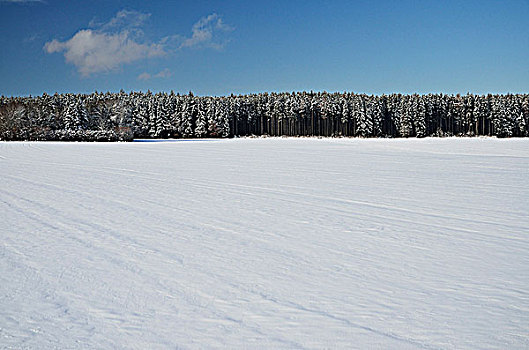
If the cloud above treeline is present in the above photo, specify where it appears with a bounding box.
[180,13,233,50]
[138,68,172,81]
[44,10,233,76]
[44,29,165,76]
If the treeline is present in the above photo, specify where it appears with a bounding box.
[1,91,528,141]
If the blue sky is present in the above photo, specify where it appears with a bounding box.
[1,0,528,96]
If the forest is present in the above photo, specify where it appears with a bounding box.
[1,91,528,141]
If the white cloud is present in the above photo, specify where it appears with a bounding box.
[181,13,233,50]
[44,10,166,76]
[45,30,165,76]
[90,9,149,32]
[45,10,233,76]
[24,33,39,43]
[154,68,172,78]
[138,68,172,81]
[137,72,152,81]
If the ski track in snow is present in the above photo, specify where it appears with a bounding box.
[0,138,528,349]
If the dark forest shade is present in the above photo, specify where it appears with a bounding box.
[1,91,528,141]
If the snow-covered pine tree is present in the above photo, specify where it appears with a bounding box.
[154,93,170,138]
[179,93,196,137]
[62,94,80,131]
[204,97,217,136]
[195,97,208,137]
[216,97,230,137]
[372,95,385,137]
[414,95,427,137]
[398,96,414,137]
[169,93,183,137]
[134,92,150,137]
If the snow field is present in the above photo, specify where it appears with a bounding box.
[1,138,528,349]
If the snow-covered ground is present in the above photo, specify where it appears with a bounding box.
[1,138,528,349]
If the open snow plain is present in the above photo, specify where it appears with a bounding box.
[1,138,528,349]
